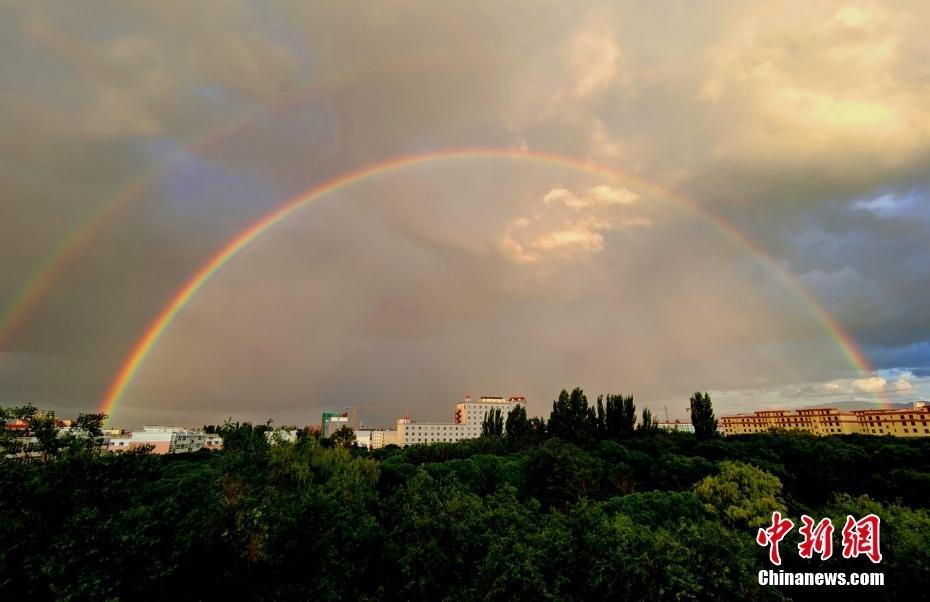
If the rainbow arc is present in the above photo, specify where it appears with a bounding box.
[97,148,879,416]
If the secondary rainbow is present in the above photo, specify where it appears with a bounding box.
[0,57,460,349]
[0,106,281,350]
[99,148,878,416]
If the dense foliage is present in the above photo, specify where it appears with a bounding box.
[2,391,929,600]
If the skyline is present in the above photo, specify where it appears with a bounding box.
[2,1,929,429]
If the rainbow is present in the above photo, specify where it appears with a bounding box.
[0,174,159,348]
[0,108,281,350]
[99,148,878,416]
[0,53,471,348]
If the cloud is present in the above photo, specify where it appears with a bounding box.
[789,371,918,397]
[852,376,889,394]
[700,2,930,166]
[1,0,928,428]
[563,26,623,99]
[543,185,637,209]
[502,184,647,264]
[851,190,923,218]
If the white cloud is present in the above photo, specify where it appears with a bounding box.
[852,375,887,394]
[502,184,647,264]
[543,185,637,209]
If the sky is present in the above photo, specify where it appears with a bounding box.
[1,0,929,429]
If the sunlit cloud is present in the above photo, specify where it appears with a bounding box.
[502,185,648,264]
[700,2,930,165]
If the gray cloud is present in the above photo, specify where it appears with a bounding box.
[1,0,928,429]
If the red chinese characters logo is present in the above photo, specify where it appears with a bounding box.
[841,514,883,564]
[756,511,794,565]
[757,512,882,564]
[798,515,834,560]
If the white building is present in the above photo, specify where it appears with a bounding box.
[355,428,397,450]
[106,426,220,454]
[656,420,695,434]
[395,395,527,447]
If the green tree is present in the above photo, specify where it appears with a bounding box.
[593,395,607,438]
[603,394,636,439]
[504,405,530,444]
[525,439,605,509]
[29,410,62,461]
[693,461,783,528]
[529,416,547,437]
[216,420,271,456]
[689,391,718,440]
[637,408,659,435]
[482,408,504,438]
[330,425,357,448]
[548,388,594,445]
[0,405,22,457]
[71,413,107,455]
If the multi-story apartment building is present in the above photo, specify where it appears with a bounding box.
[394,395,527,447]
[855,404,930,437]
[106,426,221,454]
[720,402,930,437]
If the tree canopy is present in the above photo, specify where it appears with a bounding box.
[2,391,928,600]
[690,391,718,440]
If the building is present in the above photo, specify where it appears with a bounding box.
[395,395,527,447]
[657,420,695,433]
[855,402,930,437]
[720,402,930,437]
[203,433,223,450]
[322,412,349,437]
[355,428,397,450]
[107,426,216,454]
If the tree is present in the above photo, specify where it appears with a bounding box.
[330,425,357,448]
[525,439,605,509]
[29,410,61,461]
[504,405,530,444]
[0,404,61,460]
[72,413,107,455]
[693,461,783,528]
[482,408,504,438]
[637,408,659,435]
[529,416,546,435]
[603,394,636,439]
[216,420,271,456]
[690,391,718,440]
[593,395,607,438]
[0,405,22,457]
[548,388,594,445]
